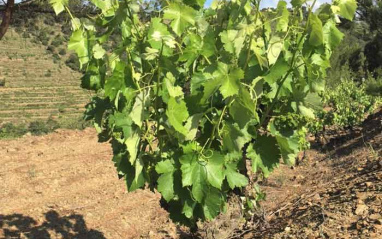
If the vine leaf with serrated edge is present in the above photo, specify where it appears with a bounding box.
[163,2,197,36]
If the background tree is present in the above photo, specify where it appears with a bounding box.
[0,0,15,40]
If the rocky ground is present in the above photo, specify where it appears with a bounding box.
[246,110,382,239]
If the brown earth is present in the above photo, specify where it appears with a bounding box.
[0,128,177,239]
[0,111,381,239]
[243,110,382,239]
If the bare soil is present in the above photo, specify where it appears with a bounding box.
[0,128,177,239]
[1,111,381,239]
[244,110,382,239]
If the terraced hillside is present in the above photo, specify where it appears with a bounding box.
[0,29,91,125]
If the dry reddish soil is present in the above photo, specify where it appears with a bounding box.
[0,128,177,239]
[245,110,382,239]
[0,111,381,239]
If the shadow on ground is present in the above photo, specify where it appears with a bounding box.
[0,210,105,239]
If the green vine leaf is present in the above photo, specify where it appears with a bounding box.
[184,114,203,141]
[180,154,207,203]
[125,130,140,164]
[203,187,224,220]
[205,152,225,189]
[130,89,150,128]
[108,112,133,139]
[214,63,244,99]
[126,157,145,191]
[156,160,175,201]
[68,28,89,68]
[163,2,197,36]
[225,161,248,189]
[276,1,290,32]
[309,14,324,47]
[92,44,106,59]
[164,73,183,99]
[269,122,300,166]
[220,30,245,57]
[267,36,284,65]
[166,98,190,136]
[221,122,249,152]
[247,135,281,178]
[50,0,68,15]
[148,18,174,56]
[337,0,357,20]
[323,20,344,50]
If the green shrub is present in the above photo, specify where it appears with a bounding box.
[28,118,60,136]
[43,16,55,26]
[59,117,92,130]
[31,24,39,32]
[28,121,49,136]
[310,80,376,134]
[0,123,28,139]
[61,25,71,35]
[31,38,39,44]
[37,30,49,41]
[51,36,64,47]
[58,48,66,55]
[46,117,60,131]
[22,31,30,38]
[15,27,23,33]
[365,77,382,97]
[53,53,60,61]
[44,70,52,77]
[65,54,80,71]
[47,45,55,52]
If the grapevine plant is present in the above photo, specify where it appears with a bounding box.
[50,0,356,224]
[308,79,377,139]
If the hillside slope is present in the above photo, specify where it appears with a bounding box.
[0,29,91,125]
[249,110,382,239]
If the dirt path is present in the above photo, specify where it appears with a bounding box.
[0,128,176,239]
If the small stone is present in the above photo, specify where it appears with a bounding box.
[357,167,364,172]
[285,226,291,233]
[374,224,382,230]
[149,231,156,238]
[356,222,362,230]
[370,214,381,220]
[8,225,18,231]
[355,204,369,216]
[365,182,373,187]
[356,192,368,200]
[7,148,17,153]
[313,193,321,201]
